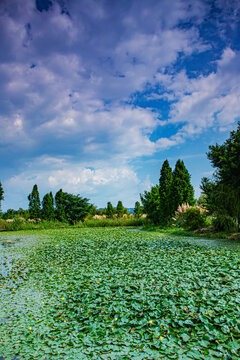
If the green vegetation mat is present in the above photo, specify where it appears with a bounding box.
[0,228,240,359]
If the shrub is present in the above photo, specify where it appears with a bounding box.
[182,207,206,230]
[172,203,191,228]
[0,219,6,230]
[212,214,236,232]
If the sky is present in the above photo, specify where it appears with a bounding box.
[0,0,240,211]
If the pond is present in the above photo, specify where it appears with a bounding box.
[0,228,240,359]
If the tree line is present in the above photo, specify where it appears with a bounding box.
[27,187,91,224]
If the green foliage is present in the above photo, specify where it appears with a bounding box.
[182,207,206,230]
[140,185,160,224]
[2,208,16,219]
[61,192,91,224]
[16,208,29,219]
[106,201,115,217]
[28,184,41,219]
[204,122,240,230]
[0,219,69,231]
[170,160,195,213]
[0,181,4,213]
[55,190,92,224]
[1,228,240,359]
[207,122,240,187]
[88,205,103,216]
[159,160,172,225]
[133,201,143,217]
[42,193,55,220]
[212,214,237,232]
[55,189,66,222]
[116,200,126,217]
[80,217,146,227]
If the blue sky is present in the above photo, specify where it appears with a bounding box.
[0,0,240,211]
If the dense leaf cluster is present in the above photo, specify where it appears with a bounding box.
[0,181,4,213]
[201,121,240,231]
[27,186,92,224]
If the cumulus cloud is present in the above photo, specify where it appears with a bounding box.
[0,0,209,160]
[153,48,240,143]
[5,156,142,208]
[0,0,240,209]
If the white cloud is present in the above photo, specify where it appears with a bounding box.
[4,156,143,209]
[155,48,240,142]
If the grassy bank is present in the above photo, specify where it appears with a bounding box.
[0,217,147,232]
[78,217,147,228]
[142,224,240,240]
[0,219,70,232]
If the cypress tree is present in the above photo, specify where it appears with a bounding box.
[106,202,115,217]
[159,160,172,225]
[50,191,54,207]
[55,189,66,222]
[170,160,195,213]
[0,181,4,213]
[116,201,125,217]
[42,193,55,220]
[28,184,41,219]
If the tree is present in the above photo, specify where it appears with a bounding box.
[28,184,41,218]
[42,193,55,220]
[116,201,125,217]
[2,209,16,219]
[55,189,66,222]
[60,192,92,224]
[133,201,143,217]
[170,160,195,214]
[0,181,4,214]
[202,121,240,231]
[159,160,172,225]
[140,185,160,224]
[106,202,115,217]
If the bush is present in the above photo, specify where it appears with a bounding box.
[182,207,206,230]
[172,203,191,228]
[212,214,236,232]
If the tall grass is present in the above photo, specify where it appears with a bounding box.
[78,217,148,228]
[0,219,69,232]
[0,216,147,232]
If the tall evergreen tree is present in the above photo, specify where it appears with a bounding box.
[55,189,66,222]
[0,181,4,213]
[28,184,41,218]
[159,160,172,224]
[133,201,143,217]
[106,202,115,217]
[170,160,195,213]
[50,191,54,207]
[42,193,55,220]
[116,201,125,217]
